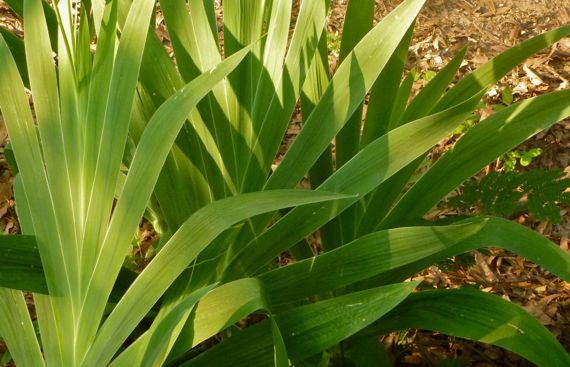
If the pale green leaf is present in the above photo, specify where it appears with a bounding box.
[267,0,425,189]
[0,288,44,366]
[82,190,351,366]
[78,46,253,361]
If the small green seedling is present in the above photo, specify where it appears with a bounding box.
[453,101,486,135]
[494,86,514,112]
[422,69,437,81]
[502,147,543,171]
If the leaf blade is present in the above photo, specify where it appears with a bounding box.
[267,0,425,189]
[382,89,570,228]
[82,190,352,366]
[373,288,570,367]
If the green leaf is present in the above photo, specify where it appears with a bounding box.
[77,45,254,360]
[372,23,570,224]
[382,89,570,228]
[0,288,44,366]
[184,321,275,367]
[520,147,542,166]
[502,86,513,105]
[267,0,425,189]
[13,173,61,366]
[328,2,402,246]
[354,47,468,235]
[161,0,220,81]
[23,0,80,295]
[227,94,481,276]
[81,0,159,286]
[372,288,570,367]
[0,8,74,364]
[0,28,28,87]
[449,169,569,223]
[400,47,468,124]
[278,282,419,361]
[82,190,352,366]
[387,72,415,133]
[422,70,436,81]
[334,0,375,168]
[189,278,270,347]
[185,282,418,366]
[139,285,216,367]
[0,235,47,294]
[3,0,57,50]
[148,278,272,364]
[260,216,570,306]
[240,0,331,190]
[344,335,393,367]
[260,221,485,306]
[301,31,336,248]
[338,0,375,63]
[224,0,280,182]
[271,319,290,367]
[82,0,119,220]
[360,22,415,148]
[364,215,570,287]
[302,32,333,184]
[436,24,570,110]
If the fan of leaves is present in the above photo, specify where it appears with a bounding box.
[449,169,570,223]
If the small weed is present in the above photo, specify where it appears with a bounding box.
[449,169,570,224]
[501,147,543,171]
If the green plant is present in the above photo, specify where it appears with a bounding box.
[449,169,570,224]
[452,104,484,135]
[422,69,437,81]
[0,0,569,366]
[502,147,543,171]
[327,31,342,55]
[492,85,515,112]
[501,85,514,105]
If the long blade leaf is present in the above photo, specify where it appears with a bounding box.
[266,0,425,189]
[227,94,481,276]
[260,217,570,306]
[82,190,352,366]
[382,89,570,228]
[372,288,570,367]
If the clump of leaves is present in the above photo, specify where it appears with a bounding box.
[501,147,543,171]
[449,169,570,223]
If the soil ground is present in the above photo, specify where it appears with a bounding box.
[0,0,568,366]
